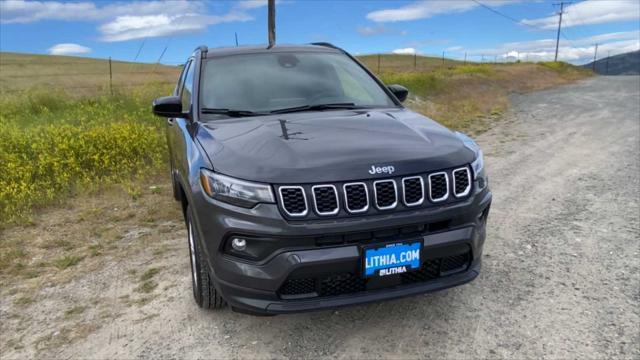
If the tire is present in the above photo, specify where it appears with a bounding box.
[186,205,226,310]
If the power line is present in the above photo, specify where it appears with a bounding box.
[471,0,552,32]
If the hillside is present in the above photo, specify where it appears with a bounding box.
[0,52,180,95]
[583,50,640,75]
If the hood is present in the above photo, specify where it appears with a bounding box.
[196,108,475,184]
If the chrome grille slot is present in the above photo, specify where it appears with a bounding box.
[428,172,449,202]
[452,167,471,197]
[402,176,424,206]
[312,185,339,215]
[278,186,308,216]
[373,180,397,210]
[343,182,369,213]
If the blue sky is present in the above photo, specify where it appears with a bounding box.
[1,0,638,65]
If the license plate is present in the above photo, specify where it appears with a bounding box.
[363,241,422,278]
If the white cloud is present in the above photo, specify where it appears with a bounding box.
[1,0,263,42]
[0,0,201,23]
[236,0,269,10]
[48,43,91,55]
[357,25,390,36]
[392,47,417,55]
[468,30,640,63]
[99,12,252,42]
[357,25,407,37]
[366,0,514,22]
[521,0,640,30]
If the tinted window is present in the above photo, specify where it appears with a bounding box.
[200,52,395,113]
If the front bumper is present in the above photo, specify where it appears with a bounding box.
[191,184,491,314]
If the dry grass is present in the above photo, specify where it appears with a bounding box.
[0,171,182,288]
[0,52,180,96]
[370,57,592,135]
[358,54,462,73]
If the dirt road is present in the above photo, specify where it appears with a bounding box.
[2,76,639,359]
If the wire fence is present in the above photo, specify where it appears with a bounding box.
[0,49,600,96]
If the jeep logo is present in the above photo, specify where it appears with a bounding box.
[368,165,395,175]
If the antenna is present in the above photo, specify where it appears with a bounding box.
[267,0,276,49]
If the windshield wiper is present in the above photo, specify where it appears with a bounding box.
[269,103,358,114]
[201,108,267,117]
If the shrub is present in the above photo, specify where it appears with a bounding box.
[0,85,171,227]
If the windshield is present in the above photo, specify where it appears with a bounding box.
[200,51,396,114]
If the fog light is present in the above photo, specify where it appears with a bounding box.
[231,237,247,251]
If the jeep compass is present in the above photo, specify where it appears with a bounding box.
[152,43,491,314]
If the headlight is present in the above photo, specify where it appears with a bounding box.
[199,169,275,208]
[455,131,486,186]
[470,149,484,179]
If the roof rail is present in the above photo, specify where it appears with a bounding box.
[310,42,343,51]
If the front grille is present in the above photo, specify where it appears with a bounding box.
[344,183,368,213]
[374,180,397,210]
[402,176,424,206]
[278,277,316,296]
[319,273,366,297]
[275,165,471,219]
[452,167,471,197]
[428,172,449,202]
[441,252,471,273]
[312,185,339,215]
[278,251,472,298]
[279,186,307,216]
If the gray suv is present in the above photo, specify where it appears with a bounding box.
[152,43,491,315]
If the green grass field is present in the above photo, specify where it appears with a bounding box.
[0,52,591,227]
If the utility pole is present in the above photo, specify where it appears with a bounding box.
[377,54,381,73]
[464,52,467,65]
[267,0,275,48]
[592,43,598,72]
[553,2,569,62]
[235,32,239,47]
[606,50,610,75]
[414,52,417,70]
[442,51,445,66]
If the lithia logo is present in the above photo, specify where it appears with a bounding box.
[368,165,395,175]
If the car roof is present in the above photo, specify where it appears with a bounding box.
[200,44,343,58]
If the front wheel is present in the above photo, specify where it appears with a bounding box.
[186,205,226,310]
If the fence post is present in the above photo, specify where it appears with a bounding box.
[108,57,113,96]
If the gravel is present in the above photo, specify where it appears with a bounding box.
[4,75,639,359]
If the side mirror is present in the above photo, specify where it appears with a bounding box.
[152,96,183,118]
[387,84,409,103]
